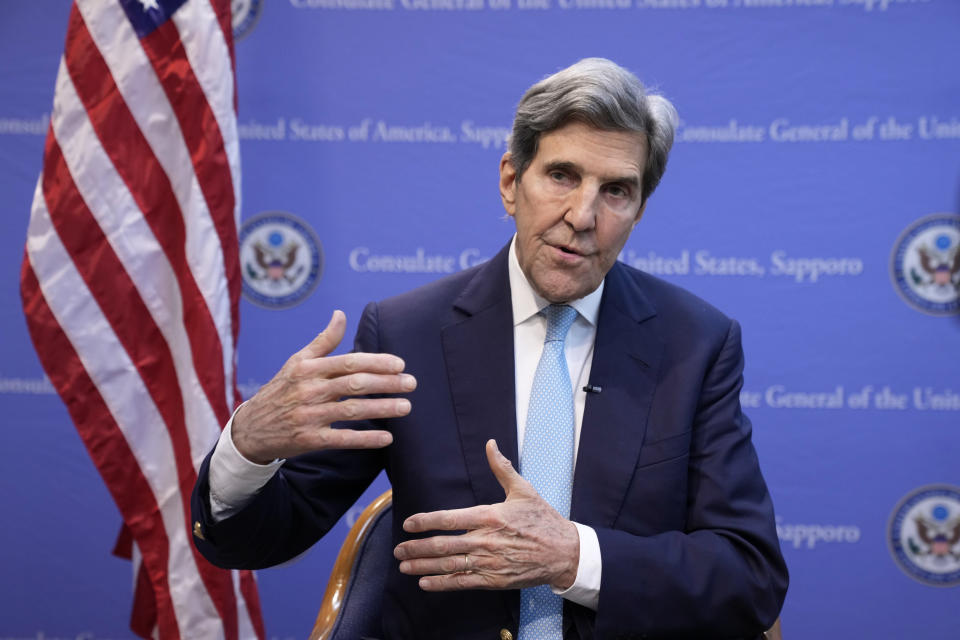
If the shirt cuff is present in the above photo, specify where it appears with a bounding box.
[208,404,284,522]
[552,522,601,611]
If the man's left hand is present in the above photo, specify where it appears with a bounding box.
[394,439,580,592]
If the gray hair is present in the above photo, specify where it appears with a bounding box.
[509,58,679,206]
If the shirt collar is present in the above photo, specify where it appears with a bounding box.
[507,234,604,327]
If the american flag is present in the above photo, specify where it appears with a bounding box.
[19,0,265,637]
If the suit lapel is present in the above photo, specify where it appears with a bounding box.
[441,244,520,508]
[570,263,663,528]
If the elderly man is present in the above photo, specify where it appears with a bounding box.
[192,58,788,639]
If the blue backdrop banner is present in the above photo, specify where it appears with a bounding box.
[1,1,958,638]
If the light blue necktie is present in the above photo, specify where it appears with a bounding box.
[518,304,578,640]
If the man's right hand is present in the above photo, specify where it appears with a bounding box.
[231,309,416,464]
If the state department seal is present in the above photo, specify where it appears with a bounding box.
[239,211,323,309]
[890,214,960,316]
[231,0,263,41]
[888,485,960,587]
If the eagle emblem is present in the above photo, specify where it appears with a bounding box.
[915,243,960,288]
[911,512,960,562]
[890,214,960,315]
[250,238,302,285]
[888,485,960,586]
[238,211,323,309]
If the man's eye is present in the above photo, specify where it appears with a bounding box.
[606,184,628,198]
[550,171,568,182]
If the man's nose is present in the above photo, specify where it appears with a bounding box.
[563,186,599,230]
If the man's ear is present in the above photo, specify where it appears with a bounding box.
[499,152,517,217]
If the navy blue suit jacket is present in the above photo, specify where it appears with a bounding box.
[192,242,788,639]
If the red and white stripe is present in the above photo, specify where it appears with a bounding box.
[20,1,263,638]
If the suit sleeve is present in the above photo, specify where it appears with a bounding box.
[191,302,388,569]
[592,319,788,638]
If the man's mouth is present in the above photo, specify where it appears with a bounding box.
[555,243,582,256]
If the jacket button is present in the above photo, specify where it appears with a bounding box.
[499,629,513,640]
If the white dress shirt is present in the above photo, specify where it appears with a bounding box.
[207,234,603,609]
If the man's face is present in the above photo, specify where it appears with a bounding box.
[500,121,648,303]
